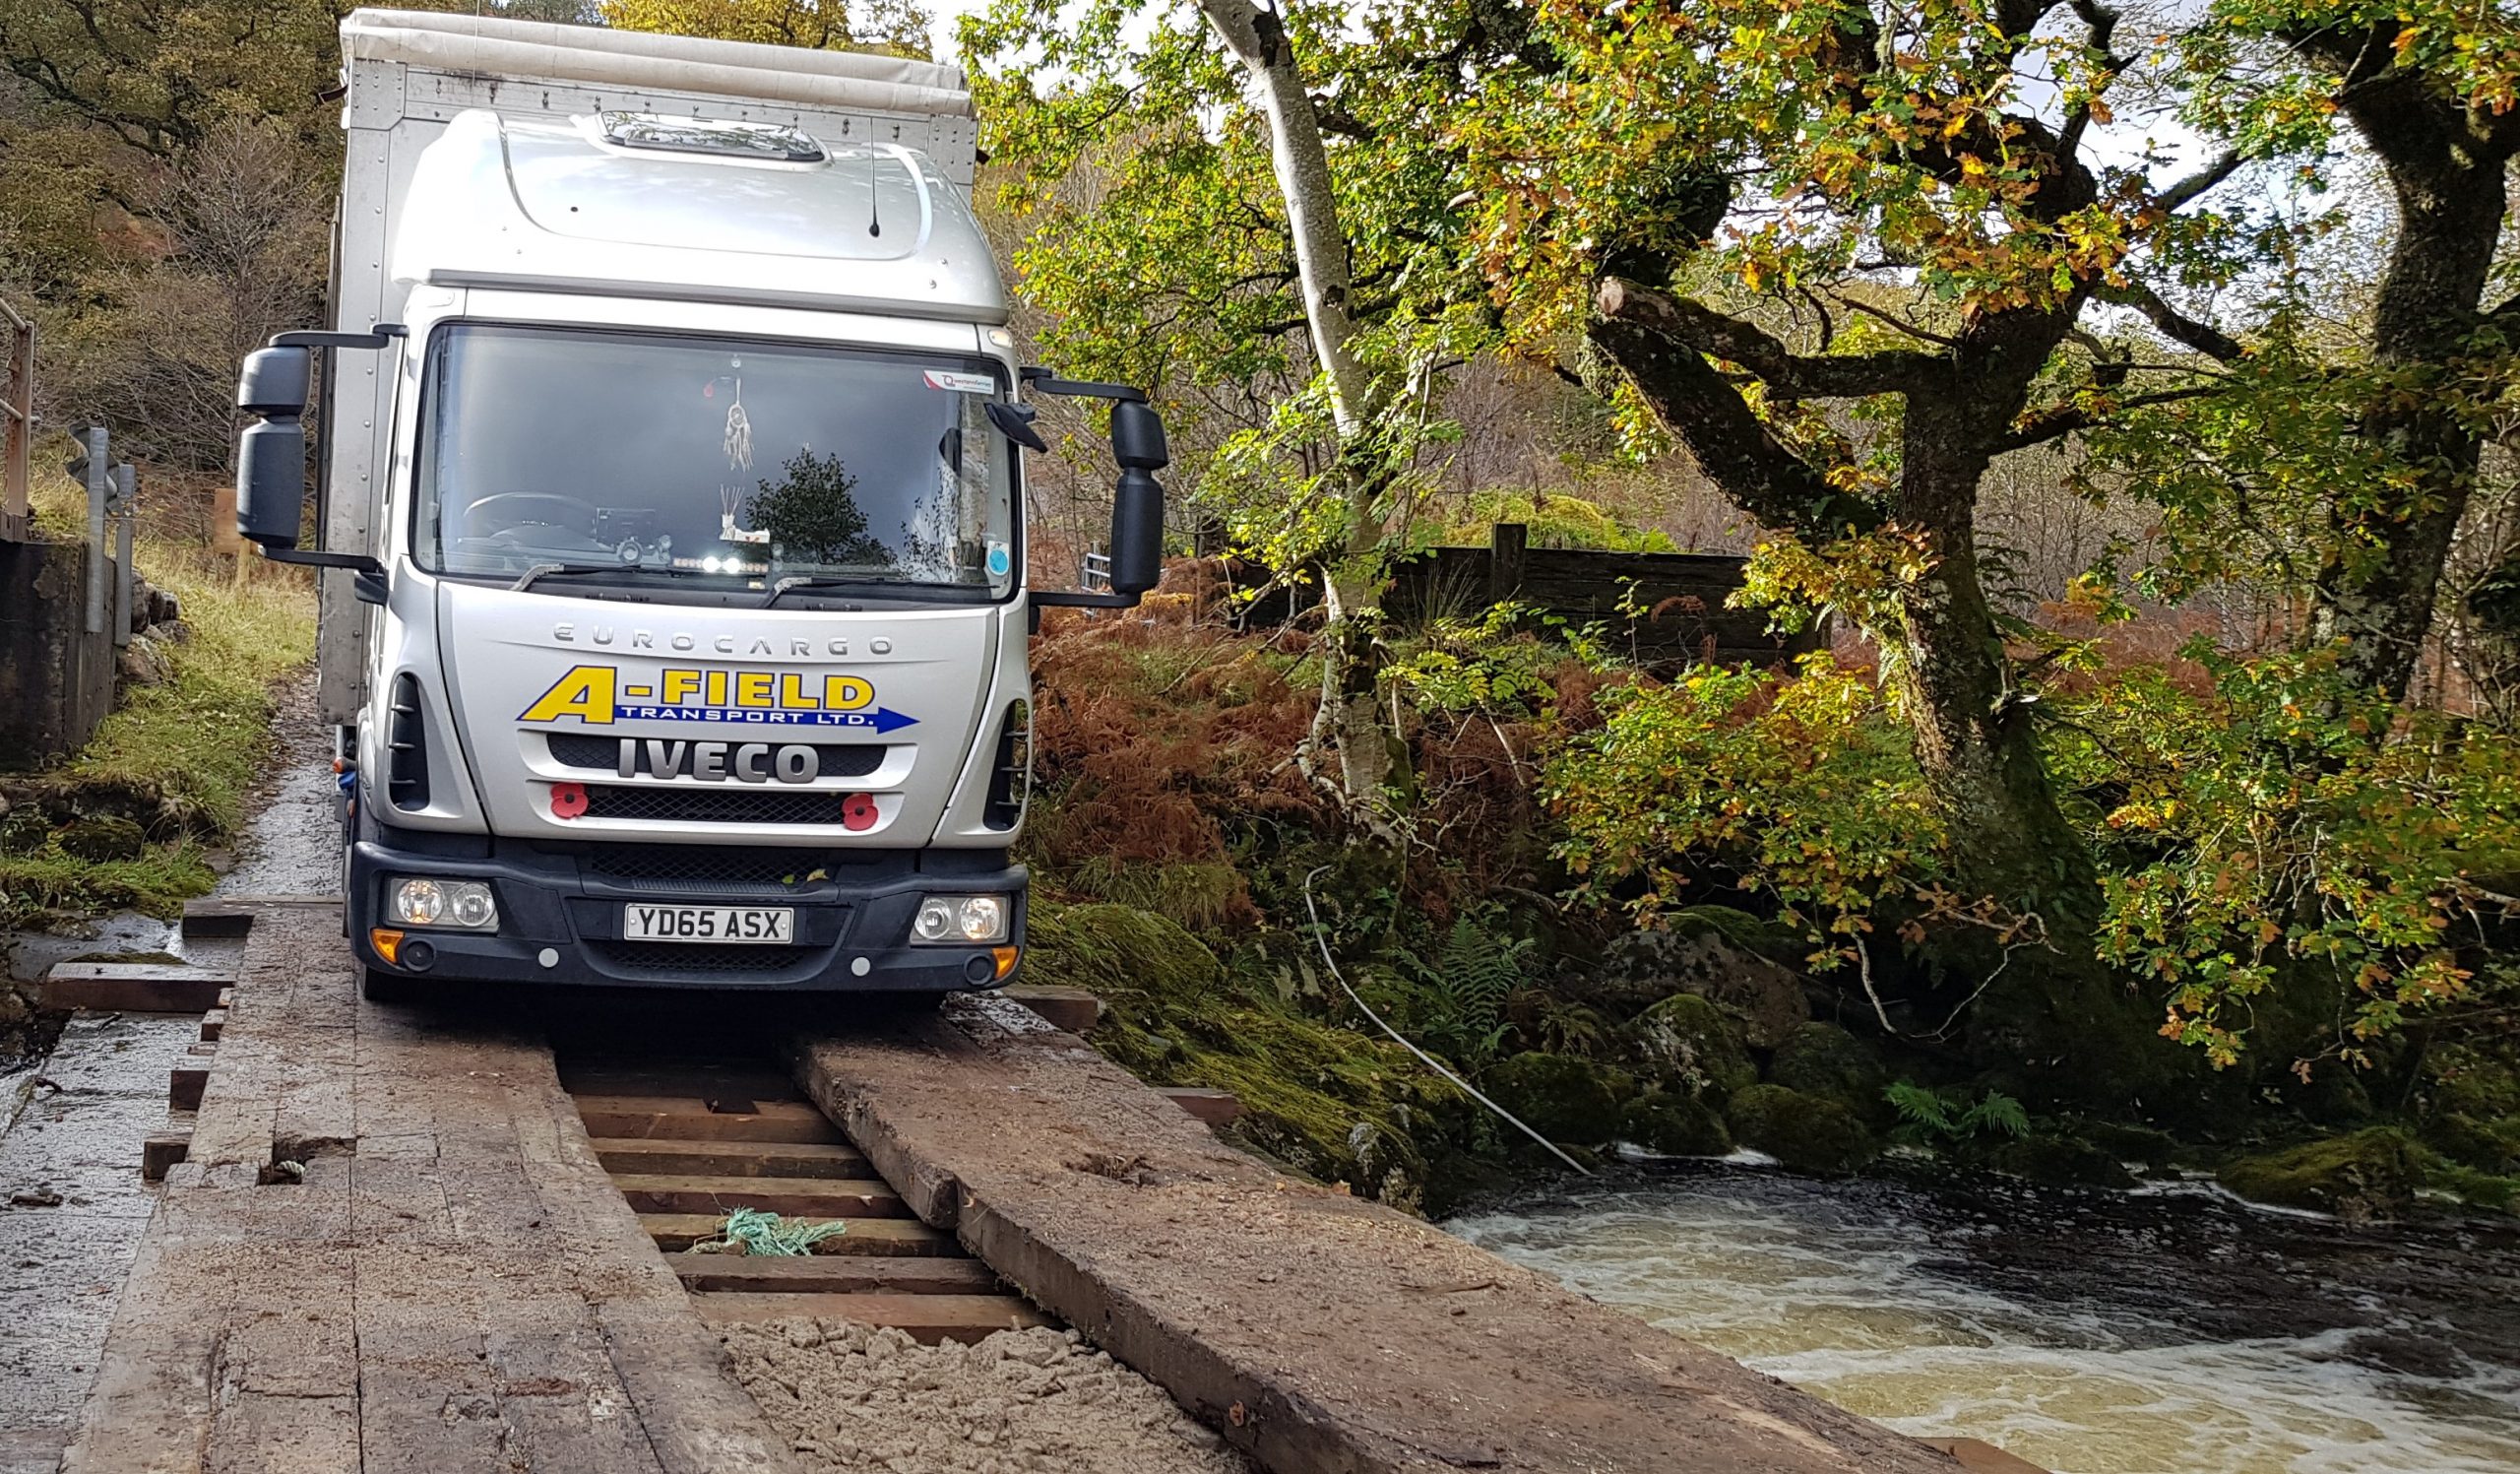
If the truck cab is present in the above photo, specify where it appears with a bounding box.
[228,13,1164,999]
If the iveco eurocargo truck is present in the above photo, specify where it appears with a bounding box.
[229,10,1166,999]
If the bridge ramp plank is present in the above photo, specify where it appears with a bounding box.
[794,1000,1965,1474]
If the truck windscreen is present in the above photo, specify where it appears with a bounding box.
[412,324,1016,598]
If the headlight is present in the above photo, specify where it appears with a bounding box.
[913,894,1009,944]
[389,876,498,930]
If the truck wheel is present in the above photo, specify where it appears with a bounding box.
[360,967,422,1005]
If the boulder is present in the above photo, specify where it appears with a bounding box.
[2081,1122,2181,1172]
[1484,1052,1632,1145]
[1727,1084,1879,1175]
[1624,993,1757,1103]
[1598,916,1809,1047]
[1618,1090,1732,1157]
[2219,1127,2424,1221]
[56,814,146,863]
[2423,1113,2520,1175]
[117,634,171,688]
[1980,1132,2138,1189]
[1768,1021,1890,1122]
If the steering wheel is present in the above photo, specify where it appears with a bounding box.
[459,492,601,539]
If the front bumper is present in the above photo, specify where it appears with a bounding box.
[347,829,1026,993]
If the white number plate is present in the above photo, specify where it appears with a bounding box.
[622,905,794,944]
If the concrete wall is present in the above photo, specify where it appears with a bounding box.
[0,539,114,772]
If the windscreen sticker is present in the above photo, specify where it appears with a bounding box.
[518,665,917,734]
[985,542,1012,578]
[922,369,996,394]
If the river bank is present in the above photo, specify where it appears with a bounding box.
[1450,1158,2520,1474]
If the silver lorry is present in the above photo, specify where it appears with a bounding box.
[229,10,1165,999]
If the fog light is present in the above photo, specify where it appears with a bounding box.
[388,876,498,929]
[912,894,1010,945]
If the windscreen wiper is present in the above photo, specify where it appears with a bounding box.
[509,562,712,593]
[758,574,935,608]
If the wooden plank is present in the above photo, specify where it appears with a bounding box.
[179,898,258,939]
[1162,1086,1243,1126]
[199,1007,225,1042]
[790,1007,1959,1474]
[641,1214,950,1256]
[999,984,1100,1033]
[68,903,800,1474]
[576,1098,847,1145]
[139,1130,190,1182]
[168,1065,208,1112]
[39,962,232,1015]
[612,1173,907,1219]
[693,1292,1049,1344]
[589,1136,867,1180]
[559,1066,800,1101]
[671,1255,999,1296]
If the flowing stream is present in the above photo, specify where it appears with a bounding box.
[1448,1160,2520,1474]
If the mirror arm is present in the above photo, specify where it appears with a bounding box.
[262,547,387,607]
[1018,368,1147,405]
[272,324,405,352]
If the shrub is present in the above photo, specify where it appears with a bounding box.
[2059,641,2520,1067]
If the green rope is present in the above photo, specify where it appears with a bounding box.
[688,1206,849,1256]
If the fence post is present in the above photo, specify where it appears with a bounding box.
[1487,521,1529,605]
[0,297,29,542]
[85,426,109,635]
[112,463,136,647]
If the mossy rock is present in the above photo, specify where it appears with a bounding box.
[1024,903,1225,1000]
[56,815,146,863]
[1484,1052,1632,1145]
[1624,993,1757,1103]
[1767,1022,1889,1122]
[2424,1113,2520,1175]
[2426,1045,2520,1122]
[1978,1132,2138,1190]
[2080,1122,2181,1171]
[1594,920,1809,1046]
[1618,1090,1732,1158]
[1727,1083,1878,1175]
[0,809,49,854]
[2219,1127,2424,1221]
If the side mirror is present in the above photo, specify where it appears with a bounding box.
[1105,400,1167,597]
[237,345,311,416]
[234,346,313,549]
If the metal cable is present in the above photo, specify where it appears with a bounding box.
[1301,865,1591,1177]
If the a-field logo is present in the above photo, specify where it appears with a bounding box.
[517,664,917,734]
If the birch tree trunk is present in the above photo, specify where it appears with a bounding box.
[1197,0,1398,818]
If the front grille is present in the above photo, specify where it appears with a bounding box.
[589,940,817,977]
[579,785,856,826]
[578,844,836,894]
[544,733,887,779]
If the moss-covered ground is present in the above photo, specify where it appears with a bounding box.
[0,545,314,927]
